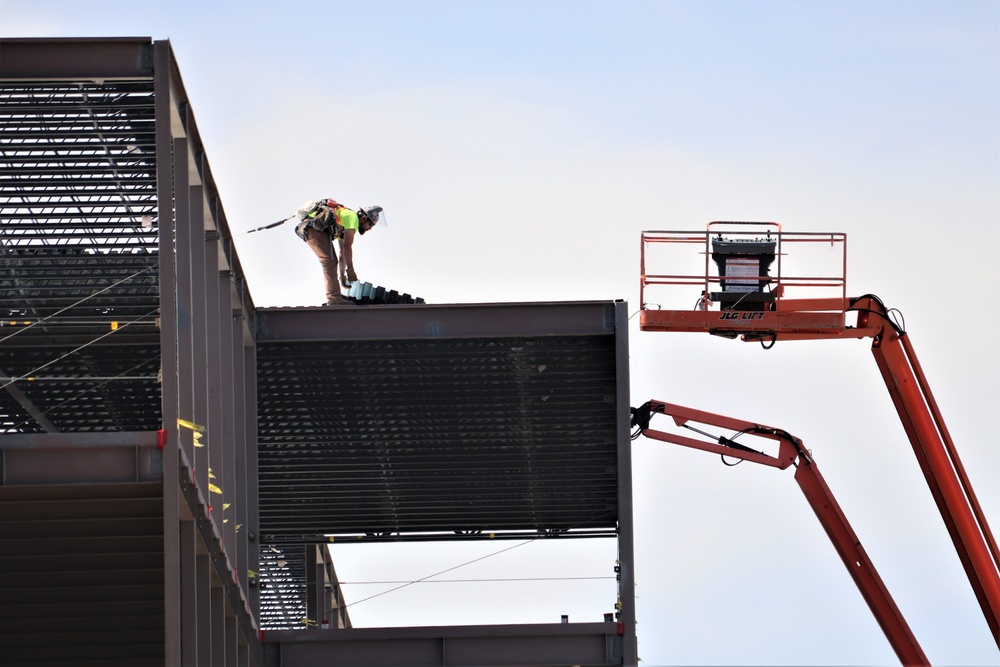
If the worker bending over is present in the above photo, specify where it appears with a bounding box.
[295,199,383,306]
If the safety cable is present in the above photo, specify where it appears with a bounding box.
[237,215,294,236]
[0,307,160,392]
[0,265,156,345]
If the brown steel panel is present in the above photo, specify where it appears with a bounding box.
[1,445,153,484]
[256,301,618,342]
[0,431,159,448]
[0,495,161,520]
[0,37,154,80]
[267,623,620,666]
[0,515,162,540]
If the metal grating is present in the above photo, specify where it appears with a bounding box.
[0,79,161,434]
[258,543,309,631]
[257,334,620,542]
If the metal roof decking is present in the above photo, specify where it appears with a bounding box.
[255,302,625,543]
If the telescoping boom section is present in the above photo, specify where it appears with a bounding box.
[631,401,929,666]
[638,222,1000,648]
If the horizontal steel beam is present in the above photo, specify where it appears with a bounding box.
[0,38,154,80]
[263,622,623,667]
[1,443,162,485]
[257,301,621,342]
[0,431,160,449]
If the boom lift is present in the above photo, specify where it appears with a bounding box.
[630,400,928,665]
[638,222,1000,654]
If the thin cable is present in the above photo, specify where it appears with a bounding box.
[12,355,160,430]
[341,539,537,609]
[236,215,294,236]
[0,308,160,391]
[337,508,618,611]
[0,266,155,345]
[338,576,614,585]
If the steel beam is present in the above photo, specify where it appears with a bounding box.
[263,623,623,667]
[0,431,158,448]
[154,39,183,667]
[0,37,154,80]
[613,301,638,665]
[256,301,619,342]
[1,443,160,485]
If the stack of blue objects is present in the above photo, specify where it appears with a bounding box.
[346,281,425,305]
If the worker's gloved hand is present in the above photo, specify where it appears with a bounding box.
[347,267,358,283]
[340,276,351,288]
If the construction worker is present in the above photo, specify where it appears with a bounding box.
[336,204,383,289]
[295,199,383,306]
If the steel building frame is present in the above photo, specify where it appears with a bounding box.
[1,37,637,666]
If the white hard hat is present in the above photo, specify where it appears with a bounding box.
[358,205,385,233]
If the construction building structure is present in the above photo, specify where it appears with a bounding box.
[0,38,638,666]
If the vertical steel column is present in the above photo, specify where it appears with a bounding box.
[208,223,238,568]
[212,585,226,664]
[187,179,212,526]
[197,553,212,664]
[180,517,200,665]
[154,39,182,667]
[306,545,326,629]
[229,309,248,592]
[174,137,195,467]
[614,300,638,665]
[226,614,238,667]
[244,338,260,620]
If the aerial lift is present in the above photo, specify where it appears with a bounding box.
[630,400,928,665]
[636,222,1000,661]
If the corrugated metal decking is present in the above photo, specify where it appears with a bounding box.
[257,321,620,541]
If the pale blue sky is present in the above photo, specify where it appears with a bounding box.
[3,1,998,664]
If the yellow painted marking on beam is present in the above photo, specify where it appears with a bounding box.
[177,419,206,432]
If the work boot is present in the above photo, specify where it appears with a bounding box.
[324,296,352,307]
